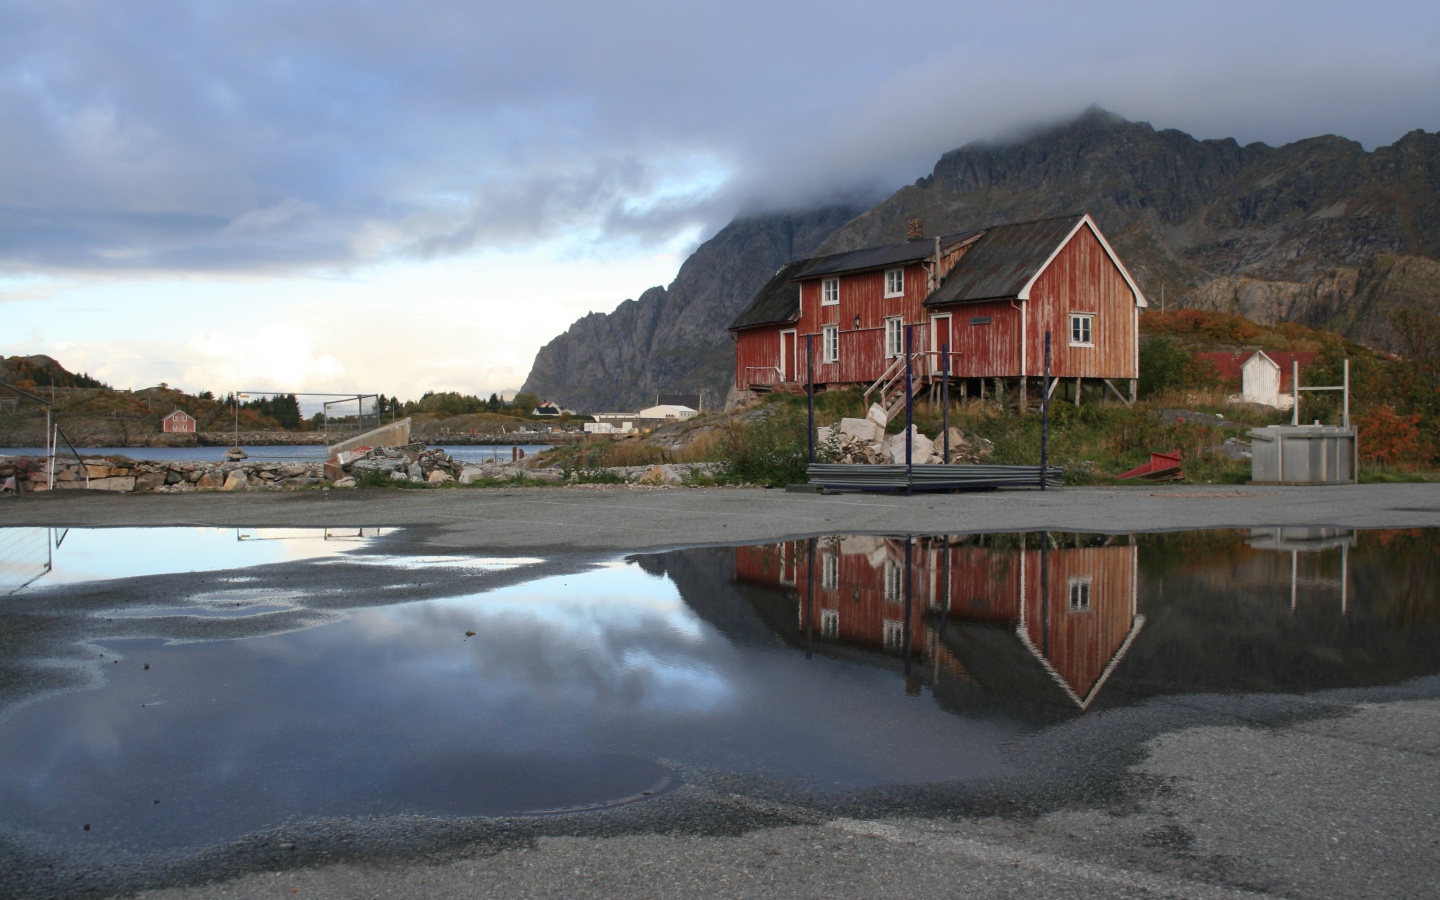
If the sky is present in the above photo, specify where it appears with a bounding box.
[1,1,1437,401]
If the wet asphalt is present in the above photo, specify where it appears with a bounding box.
[1,483,1438,898]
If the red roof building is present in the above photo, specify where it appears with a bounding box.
[729,213,1148,409]
[161,409,196,433]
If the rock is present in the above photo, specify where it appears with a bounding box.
[332,477,357,488]
[884,429,936,464]
[426,470,453,485]
[390,470,408,482]
[164,469,183,485]
[637,464,682,486]
[88,475,137,492]
[135,472,167,492]
[458,465,490,485]
[221,470,250,491]
[528,468,565,483]
[196,471,223,489]
[407,463,423,480]
[866,404,889,428]
[838,417,883,444]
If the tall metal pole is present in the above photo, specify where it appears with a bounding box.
[1040,331,1051,491]
[941,343,950,464]
[904,326,914,488]
[806,333,816,465]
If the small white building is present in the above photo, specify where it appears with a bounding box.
[636,404,698,421]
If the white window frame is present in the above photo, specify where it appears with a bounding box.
[882,618,905,650]
[821,324,839,364]
[821,551,839,590]
[884,268,904,298]
[883,559,903,604]
[821,277,839,306]
[884,317,904,359]
[1070,313,1094,347]
[1068,576,1093,611]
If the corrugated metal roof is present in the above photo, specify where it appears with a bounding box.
[792,232,976,279]
[924,214,1086,306]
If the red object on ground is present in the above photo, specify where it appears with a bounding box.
[1118,451,1182,481]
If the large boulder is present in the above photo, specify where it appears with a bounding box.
[221,470,250,491]
[838,417,883,444]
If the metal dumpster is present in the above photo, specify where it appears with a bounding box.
[1248,425,1356,485]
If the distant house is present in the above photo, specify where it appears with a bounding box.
[532,401,564,417]
[161,409,196,433]
[1196,350,1317,409]
[729,213,1147,409]
[588,404,697,435]
[637,404,697,421]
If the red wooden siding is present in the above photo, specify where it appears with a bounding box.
[733,537,1140,707]
[1021,224,1138,380]
[941,300,1024,379]
[732,219,1140,390]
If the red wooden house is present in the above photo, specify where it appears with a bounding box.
[729,213,1147,410]
[161,409,197,433]
[732,534,1143,711]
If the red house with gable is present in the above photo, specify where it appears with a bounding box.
[729,213,1147,409]
[161,409,197,433]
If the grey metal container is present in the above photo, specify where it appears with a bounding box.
[1248,425,1357,485]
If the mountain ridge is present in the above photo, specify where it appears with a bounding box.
[522,109,1440,412]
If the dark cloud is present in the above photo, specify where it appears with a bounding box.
[0,1,1435,274]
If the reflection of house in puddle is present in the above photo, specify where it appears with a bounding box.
[1247,527,1354,613]
[733,534,1143,717]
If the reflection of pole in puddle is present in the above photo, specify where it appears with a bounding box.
[1040,530,1050,659]
[904,535,921,695]
[805,537,816,660]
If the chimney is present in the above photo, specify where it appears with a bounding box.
[906,218,924,240]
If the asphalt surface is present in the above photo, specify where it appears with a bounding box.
[2,483,1438,899]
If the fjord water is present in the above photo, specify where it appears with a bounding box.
[0,526,1435,857]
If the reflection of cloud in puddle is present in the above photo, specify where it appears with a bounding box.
[9,527,382,589]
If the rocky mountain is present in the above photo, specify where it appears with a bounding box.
[521,203,869,412]
[523,108,1440,411]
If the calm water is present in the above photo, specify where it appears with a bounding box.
[0,444,551,464]
[0,526,1436,857]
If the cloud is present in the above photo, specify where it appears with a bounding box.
[1,1,1435,279]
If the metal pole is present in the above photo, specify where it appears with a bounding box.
[806,333,815,465]
[1342,359,1350,428]
[904,326,914,487]
[942,343,950,464]
[1040,331,1051,491]
[1292,361,1300,426]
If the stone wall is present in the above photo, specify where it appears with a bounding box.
[1,456,327,493]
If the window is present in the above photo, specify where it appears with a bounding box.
[1070,314,1094,346]
[822,552,839,590]
[883,559,903,604]
[883,618,905,650]
[884,268,904,298]
[820,608,839,639]
[884,317,904,358]
[821,324,839,364]
[1068,576,1093,611]
[821,278,839,306]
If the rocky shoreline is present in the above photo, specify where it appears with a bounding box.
[2,445,715,494]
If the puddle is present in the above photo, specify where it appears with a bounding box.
[0,527,383,594]
[0,526,1437,859]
